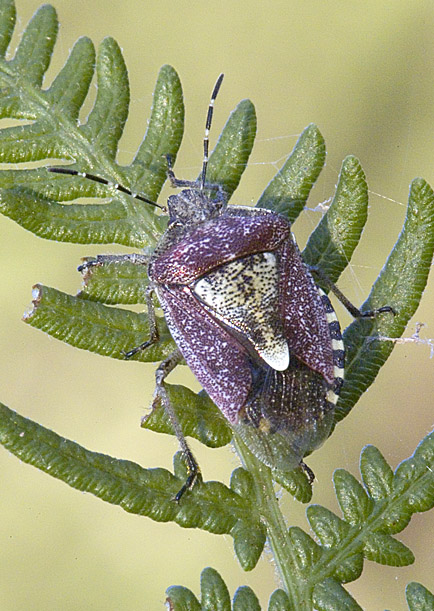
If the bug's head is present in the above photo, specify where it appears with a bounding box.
[164,74,227,229]
[167,187,225,227]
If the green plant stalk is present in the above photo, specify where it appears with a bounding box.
[233,434,311,609]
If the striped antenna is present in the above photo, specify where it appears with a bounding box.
[48,75,225,203]
[201,73,224,191]
[47,167,164,210]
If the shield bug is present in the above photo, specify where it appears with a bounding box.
[49,74,394,500]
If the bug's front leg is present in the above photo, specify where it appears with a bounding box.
[78,253,149,272]
[77,253,156,358]
[79,255,200,500]
[148,348,201,502]
[165,154,227,205]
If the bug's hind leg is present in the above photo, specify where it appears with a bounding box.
[146,348,201,502]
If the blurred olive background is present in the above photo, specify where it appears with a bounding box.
[1,1,434,609]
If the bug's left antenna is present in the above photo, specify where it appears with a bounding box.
[200,73,224,191]
[47,167,164,210]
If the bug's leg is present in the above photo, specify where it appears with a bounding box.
[310,266,396,318]
[123,283,159,358]
[149,348,201,502]
[78,253,149,272]
[300,461,315,484]
[165,154,198,189]
[165,154,227,205]
[77,253,155,358]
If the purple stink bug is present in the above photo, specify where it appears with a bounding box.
[49,75,394,500]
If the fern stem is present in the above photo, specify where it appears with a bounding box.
[233,436,311,609]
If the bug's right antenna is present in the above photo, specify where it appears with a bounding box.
[200,73,224,191]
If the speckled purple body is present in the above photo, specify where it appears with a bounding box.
[148,201,336,432]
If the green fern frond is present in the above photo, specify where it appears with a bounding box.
[0,1,256,247]
[406,582,434,611]
[1,2,434,609]
[165,567,293,610]
[0,2,182,246]
[162,434,434,609]
[0,402,265,572]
